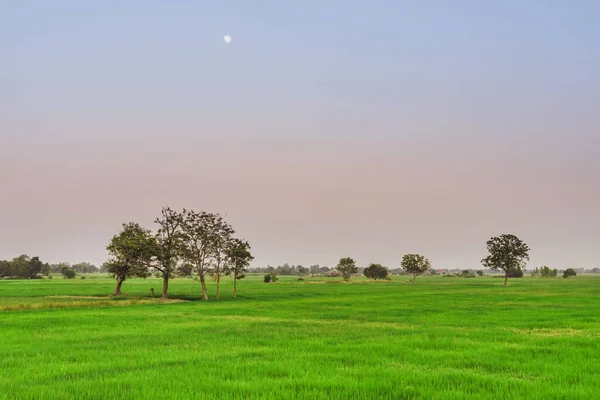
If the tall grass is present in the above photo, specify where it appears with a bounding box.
[1,275,599,399]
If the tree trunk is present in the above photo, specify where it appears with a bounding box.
[233,275,237,298]
[162,275,169,299]
[216,274,221,299]
[504,273,508,286]
[200,274,208,300]
[113,278,124,296]
[411,274,416,284]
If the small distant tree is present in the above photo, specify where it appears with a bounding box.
[401,254,431,284]
[309,265,320,275]
[61,267,76,279]
[481,234,530,286]
[563,268,577,278]
[336,257,357,282]
[530,267,540,277]
[476,270,484,277]
[540,265,557,278]
[105,222,154,295]
[264,272,278,283]
[225,238,254,298]
[363,263,389,280]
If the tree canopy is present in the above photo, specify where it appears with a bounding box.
[336,257,357,282]
[363,263,389,280]
[401,254,431,284]
[481,234,530,286]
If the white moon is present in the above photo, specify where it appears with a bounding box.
[224,35,232,44]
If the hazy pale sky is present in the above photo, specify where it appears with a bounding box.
[1,1,599,270]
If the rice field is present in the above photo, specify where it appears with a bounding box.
[1,275,599,399]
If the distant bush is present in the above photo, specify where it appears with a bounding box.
[476,270,484,277]
[264,272,278,283]
[563,268,577,278]
[363,263,389,280]
[540,266,557,278]
[62,269,76,279]
[80,276,86,280]
[297,277,304,281]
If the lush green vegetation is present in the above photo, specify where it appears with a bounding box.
[1,275,599,399]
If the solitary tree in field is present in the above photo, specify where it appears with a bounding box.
[105,222,154,295]
[563,268,577,278]
[481,234,530,286]
[336,257,357,282]
[401,254,431,284]
[225,238,254,297]
[152,207,186,299]
[363,263,389,280]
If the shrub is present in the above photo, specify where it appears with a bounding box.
[264,272,278,283]
[363,263,389,280]
[563,268,577,278]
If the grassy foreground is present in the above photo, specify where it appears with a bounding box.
[1,275,599,399]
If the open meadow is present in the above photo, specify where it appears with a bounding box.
[1,275,599,399]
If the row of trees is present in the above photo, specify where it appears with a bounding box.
[0,256,105,279]
[105,207,253,299]
[319,234,531,286]
[318,254,433,284]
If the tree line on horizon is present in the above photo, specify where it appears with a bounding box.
[0,257,105,280]
[2,229,591,286]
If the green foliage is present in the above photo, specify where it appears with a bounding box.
[540,266,558,278]
[61,268,76,279]
[363,263,389,280]
[476,270,484,276]
[0,255,48,279]
[401,254,431,284]
[563,268,577,278]
[336,257,357,282]
[225,238,254,297]
[263,272,278,283]
[105,222,155,295]
[481,234,530,286]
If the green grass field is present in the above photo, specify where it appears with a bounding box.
[1,275,599,399]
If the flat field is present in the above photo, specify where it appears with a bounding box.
[1,275,599,399]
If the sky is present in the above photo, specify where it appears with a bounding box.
[1,1,599,270]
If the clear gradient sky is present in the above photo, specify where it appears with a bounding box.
[1,1,599,270]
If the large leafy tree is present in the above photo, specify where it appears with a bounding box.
[481,234,530,286]
[336,257,357,282]
[152,207,186,299]
[363,263,389,280]
[225,238,254,298]
[401,254,431,284]
[106,222,154,295]
[181,210,232,300]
